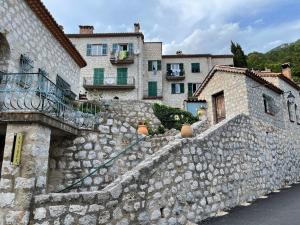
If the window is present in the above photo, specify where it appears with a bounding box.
[188,83,201,97]
[20,54,34,73]
[167,63,184,76]
[171,83,184,94]
[288,101,295,122]
[295,104,300,124]
[87,44,107,56]
[112,43,134,55]
[148,60,161,71]
[191,63,200,73]
[263,94,276,116]
[56,75,75,100]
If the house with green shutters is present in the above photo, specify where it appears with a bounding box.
[67,24,233,109]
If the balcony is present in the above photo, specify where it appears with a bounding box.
[0,72,97,132]
[83,76,135,90]
[166,70,185,81]
[143,89,163,100]
[110,51,134,65]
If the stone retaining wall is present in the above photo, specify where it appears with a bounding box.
[32,114,300,225]
[48,116,208,193]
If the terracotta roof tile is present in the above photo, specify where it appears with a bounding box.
[193,65,283,97]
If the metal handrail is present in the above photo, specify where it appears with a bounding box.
[0,72,97,129]
[83,76,135,86]
[57,136,146,193]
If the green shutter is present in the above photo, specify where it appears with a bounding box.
[128,43,133,54]
[157,60,161,71]
[117,68,128,85]
[148,61,153,71]
[191,63,200,73]
[148,81,157,97]
[102,44,107,55]
[180,83,184,93]
[171,84,176,94]
[93,68,104,85]
[87,44,92,56]
[188,83,193,97]
[112,44,118,53]
[179,63,184,76]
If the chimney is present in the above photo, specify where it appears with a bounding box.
[281,63,292,79]
[134,23,140,33]
[176,50,183,55]
[79,25,94,34]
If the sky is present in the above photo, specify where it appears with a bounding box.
[42,0,300,55]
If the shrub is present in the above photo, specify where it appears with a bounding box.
[153,103,198,130]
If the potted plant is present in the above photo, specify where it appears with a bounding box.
[137,121,149,135]
[197,105,207,119]
[181,119,193,138]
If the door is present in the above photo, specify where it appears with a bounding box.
[93,68,104,85]
[213,92,226,123]
[117,68,128,85]
[148,81,157,97]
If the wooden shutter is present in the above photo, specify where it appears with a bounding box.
[180,83,184,93]
[128,43,133,54]
[171,84,176,94]
[93,68,104,85]
[87,44,92,56]
[112,44,118,53]
[148,61,153,71]
[179,63,184,76]
[188,83,193,97]
[102,44,107,55]
[117,68,128,85]
[148,81,157,97]
[157,60,161,71]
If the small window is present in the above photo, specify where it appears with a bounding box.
[171,83,184,94]
[188,83,201,97]
[263,94,276,116]
[287,101,295,122]
[167,63,184,76]
[20,55,34,73]
[148,60,162,72]
[295,104,300,124]
[87,44,107,56]
[191,63,200,73]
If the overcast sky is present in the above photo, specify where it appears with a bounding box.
[42,0,300,55]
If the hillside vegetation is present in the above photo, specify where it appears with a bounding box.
[247,39,300,82]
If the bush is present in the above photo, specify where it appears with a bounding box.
[153,103,198,130]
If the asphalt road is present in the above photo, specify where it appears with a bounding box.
[200,183,300,225]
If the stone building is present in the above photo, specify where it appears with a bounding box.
[0,0,95,224]
[194,64,300,136]
[67,25,233,110]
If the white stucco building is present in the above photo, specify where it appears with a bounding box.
[67,24,233,110]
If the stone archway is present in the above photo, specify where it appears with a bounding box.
[0,33,10,72]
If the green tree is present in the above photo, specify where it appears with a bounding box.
[231,41,248,68]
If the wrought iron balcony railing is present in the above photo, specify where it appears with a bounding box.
[0,72,97,129]
[83,76,135,90]
[166,70,185,81]
[110,51,134,65]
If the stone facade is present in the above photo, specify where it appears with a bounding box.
[0,124,51,225]
[68,26,233,109]
[162,56,233,108]
[30,114,300,225]
[0,0,82,94]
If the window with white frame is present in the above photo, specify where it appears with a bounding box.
[87,44,107,56]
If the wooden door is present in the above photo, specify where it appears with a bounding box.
[214,92,226,123]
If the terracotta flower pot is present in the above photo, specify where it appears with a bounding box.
[137,124,149,135]
[181,124,193,138]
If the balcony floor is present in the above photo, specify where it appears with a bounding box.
[83,84,135,90]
